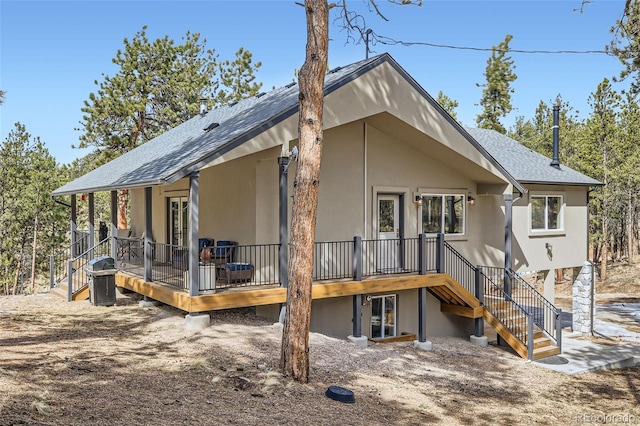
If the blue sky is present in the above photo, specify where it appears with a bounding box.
[0,0,627,165]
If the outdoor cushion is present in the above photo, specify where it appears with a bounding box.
[223,262,252,271]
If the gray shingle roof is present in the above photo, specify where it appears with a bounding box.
[465,127,601,186]
[52,54,387,196]
[53,53,600,197]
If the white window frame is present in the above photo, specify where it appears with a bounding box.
[420,193,466,236]
[530,194,564,233]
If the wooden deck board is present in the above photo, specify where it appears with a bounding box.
[116,272,451,313]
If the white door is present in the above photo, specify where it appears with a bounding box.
[377,195,400,271]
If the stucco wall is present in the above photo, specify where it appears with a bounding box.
[257,290,474,340]
[511,185,589,271]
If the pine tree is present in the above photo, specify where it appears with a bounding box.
[476,35,517,133]
[77,26,262,228]
[435,91,459,120]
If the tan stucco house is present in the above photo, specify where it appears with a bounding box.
[52,53,600,360]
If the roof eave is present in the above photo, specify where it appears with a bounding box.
[51,178,167,197]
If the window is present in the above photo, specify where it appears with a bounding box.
[531,195,563,231]
[421,194,465,235]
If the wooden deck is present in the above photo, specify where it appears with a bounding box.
[115,271,454,313]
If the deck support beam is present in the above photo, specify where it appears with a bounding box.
[88,193,95,257]
[144,187,153,283]
[417,287,427,342]
[70,194,77,256]
[188,172,200,297]
[504,193,513,297]
[110,191,117,258]
[278,157,289,289]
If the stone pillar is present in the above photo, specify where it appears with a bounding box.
[572,261,595,337]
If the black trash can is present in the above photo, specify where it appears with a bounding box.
[85,256,116,306]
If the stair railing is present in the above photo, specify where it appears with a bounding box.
[479,266,535,360]
[505,269,563,350]
[64,237,112,301]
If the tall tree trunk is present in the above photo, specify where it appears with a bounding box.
[600,224,608,281]
[31,213,38,292]
[118,189,129,229]
[12,246,24,295]
[280,0,329,384]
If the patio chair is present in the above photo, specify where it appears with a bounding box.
[210,240,237,265]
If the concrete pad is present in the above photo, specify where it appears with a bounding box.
[272,322,283,336]
[470,335,489,347]
[185,313,210,331]
[347,335,368,348]
[534,331,640,374]
[413,340,433,351]
[138,299,158,308]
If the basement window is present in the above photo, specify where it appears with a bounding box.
[531,195,563,231]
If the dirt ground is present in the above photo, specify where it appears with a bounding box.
[1,268,639,425]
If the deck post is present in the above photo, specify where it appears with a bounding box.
[418,287,427,342]
[556,308,563,352]
[504,193,513,297]
[353,236,362,281]
[110,191,117,259]
[527,314,534,361]
[435,233,445,274]
[70,194,77,256]
[352,294,362,337]
[144,187,153,283]
[474,266,484,337]
[67,260,73,302]
[188,172,200,297]
[49,255,55,288]
[418,233,427,275]
[88,193,95,258]
[278,157,289,288]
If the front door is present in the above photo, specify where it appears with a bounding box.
[371,294,397,339]
[169,197,188,247]
[377,195,400,271]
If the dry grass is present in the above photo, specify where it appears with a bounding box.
[0,281,639,425]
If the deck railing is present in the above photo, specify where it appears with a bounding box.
[443,241,477,296]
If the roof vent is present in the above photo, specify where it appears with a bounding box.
[228,101,238,107]
[199,98,208,116]
[203,122,219,132]
[256,92,266,98]
[328,66,342,74]
[285,82,296,89]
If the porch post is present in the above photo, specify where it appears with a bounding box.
[144,187,153,282]
[474,266,484,337]
[70,194,77,256]
[418,233,427,275]
[504,193,513,297]
[353,236,362,281]
[435,233,445,274]
[88,193,95,257]
[352,294,362,338]
[418,287,427,342]
[110,190,118,259]
[188,172,200,297]
[278,157,289,288]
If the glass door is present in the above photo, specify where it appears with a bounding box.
[371,295,396,339]
[169,197,188,247]
[377,195,400,271]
